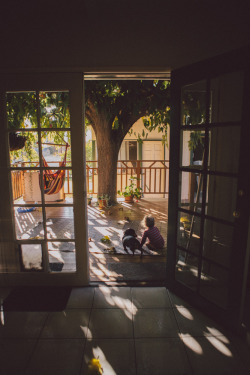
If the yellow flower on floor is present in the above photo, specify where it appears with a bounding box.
[101,235,111,244]
[87,358,103,374]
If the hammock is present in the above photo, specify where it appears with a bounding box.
[41,144,68,195]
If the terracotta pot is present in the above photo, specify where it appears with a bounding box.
[99,199,108,208]
[124,195,134,203]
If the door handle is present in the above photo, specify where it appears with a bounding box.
[233,210,240,219]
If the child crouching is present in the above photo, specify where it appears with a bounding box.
[140,215,164,250]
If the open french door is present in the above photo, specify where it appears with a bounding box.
[0,73,88,286]
[166,46,250,331]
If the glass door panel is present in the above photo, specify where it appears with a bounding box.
[0,73,87,285]
[168,49,249,326]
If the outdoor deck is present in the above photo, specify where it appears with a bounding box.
[89,198,168,283]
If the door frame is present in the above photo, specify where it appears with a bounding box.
[166,46,250,331]
[0,73,88,286]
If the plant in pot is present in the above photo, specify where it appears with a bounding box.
[87,195,93,205]
[118,176,142,203]
[97,194,110,208]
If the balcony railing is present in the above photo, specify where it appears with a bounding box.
[11,160,169,200]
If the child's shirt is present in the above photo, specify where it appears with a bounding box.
[141,226,164,248]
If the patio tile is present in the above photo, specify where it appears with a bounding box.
[87,309,134,339]
[131,286,171,308]
[0,311,48,339]
[66,287,95,309]
[0,339,36,375]
[93,286,132,309]
[133,308,180,338]
[135,338,193,375]
[81,339,136,375]
[182,336,249,374]
[40,309,91,339]
[25,339,85,375]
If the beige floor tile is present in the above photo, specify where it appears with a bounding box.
[25,339,85,375]
[182,336,249,374]
[0,339,36,375]
[40,309,91,339]
[135,338,193,375]
[133,308,180,338]
[88,309,133,338]
[81,339,136,375]
[131,287,171,308]
[173,307,227,337]
[0,311,48,338]
[66,287,95,309]
[93,286,132,309]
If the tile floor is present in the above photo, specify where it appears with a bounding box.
[0,286,250,375]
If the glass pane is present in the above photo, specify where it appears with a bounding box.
[181,80,206,125]
[176,252,199,291]
[208,127,241,173]
[9,131,39,167]
[40,91,70,128]
[6,92,37,129]
[40,169,66,200]
[11,170,24,202]
[200,261,229,308]
[23,171,42,202]
[177,212,201,255]
[181,130,204,167]
[41,130,71,167]
[48,242,76,272]
[45,207,74,240]
[15,207,44,240]
[179,172,203,212]
[64,169,73,197]
[21,244,43,271]
[206,175,237,222]
[203,219,233,268]
[210,71,244,123]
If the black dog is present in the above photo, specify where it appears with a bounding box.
[122,228,143,257]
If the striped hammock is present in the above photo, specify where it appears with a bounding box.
[41,146,68,195]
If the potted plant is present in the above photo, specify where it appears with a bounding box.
[117,176,142,203]
[87,195,92,205]
[97,194,110,208]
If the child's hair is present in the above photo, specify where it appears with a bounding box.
[145,215,155,228]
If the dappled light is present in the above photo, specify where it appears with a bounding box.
[206,336,233,357]
[177,307,194,321]
[183,336,203,355]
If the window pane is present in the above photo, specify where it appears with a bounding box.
[203,219,233,268]
[177,212,201,255]
[208,127,241,174]
[200,261,229,308]
[21,244,43,271]
[48,242,76,272]
[176,252,199,291]
[6,92,37,129]
[179,171,203,212]
[45,207,74,240]
[40,91,70,128]
[15,207,44,240]
[181,80,206,125]
[41,130,71,167]
[206,175,237,222]
[180,130,204,167]
[9,131,39,167]
[210,71,244,123]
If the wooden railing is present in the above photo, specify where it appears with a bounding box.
[11,160,169,200]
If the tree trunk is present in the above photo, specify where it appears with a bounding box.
[95,121,122,204]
